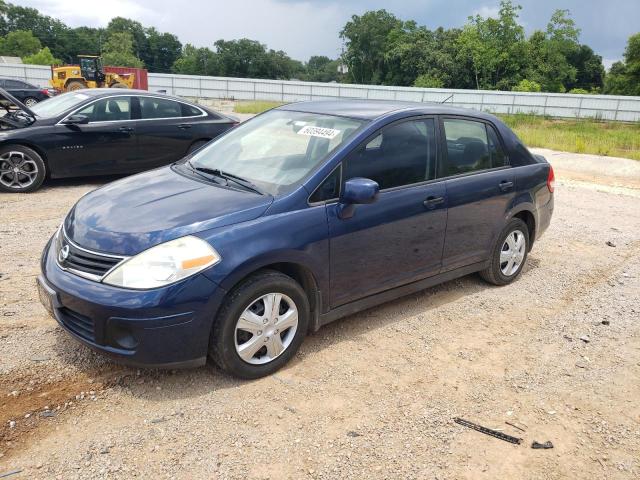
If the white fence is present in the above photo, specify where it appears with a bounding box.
[2,62,640,122]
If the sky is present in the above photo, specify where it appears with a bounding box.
[15,0,640,68]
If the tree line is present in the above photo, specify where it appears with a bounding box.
[0,0,637,95]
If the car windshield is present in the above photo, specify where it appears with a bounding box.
[30,92,92,118]
[188,110,365,195]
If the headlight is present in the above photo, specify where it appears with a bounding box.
[103,236,220,289]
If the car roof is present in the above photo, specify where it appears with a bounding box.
[278,99,497,121]
[75,88,185,101]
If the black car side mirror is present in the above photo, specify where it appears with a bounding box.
[337,177,379,219]
[63,114,89,125]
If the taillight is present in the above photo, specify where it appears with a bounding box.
[547,164,555,193]
[41,89,51,96]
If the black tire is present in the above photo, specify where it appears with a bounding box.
[187,140,209,155]
[480,218,530,286]
[23,97,39,107]
[0,145,46,193]
[209,270,310,379]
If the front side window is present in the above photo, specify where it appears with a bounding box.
[443,119,507,175]
[140,97,181,119]
[76,97,131,122]
[188,110,364,196]
[343,118,437,190]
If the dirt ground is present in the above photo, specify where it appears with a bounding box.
[0,147,639,479]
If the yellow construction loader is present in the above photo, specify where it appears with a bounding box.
[50,55,135,92]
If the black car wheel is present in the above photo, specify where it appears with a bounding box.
[209,270,310,379]
[23,97,39,107]
[480,218,530,286]
[0,145,46,193]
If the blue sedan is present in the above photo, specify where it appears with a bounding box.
[38,100,554,378]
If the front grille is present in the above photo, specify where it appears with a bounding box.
[56,228,126,280]
[59,307,95,342]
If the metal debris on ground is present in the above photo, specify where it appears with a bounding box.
[0,470,23,479]
[606,241,616,247]
[453,417,522,445]
[505,421,526,432]
[531,440,554,449]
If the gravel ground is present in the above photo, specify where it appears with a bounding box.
[1,148,639,479]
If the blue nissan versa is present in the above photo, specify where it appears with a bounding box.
[38,100,554,378]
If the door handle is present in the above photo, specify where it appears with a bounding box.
[499,180,514,192]
[423,196,445,209]
[177,123,192,129]
[118,126,134,133]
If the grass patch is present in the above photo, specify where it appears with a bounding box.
[499,113,640,160]
[233,100,284,114]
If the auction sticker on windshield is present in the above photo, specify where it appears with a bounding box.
[297,126,341,139]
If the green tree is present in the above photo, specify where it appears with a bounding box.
[172,44,219,76]
[566,45,605,92]
[146,27,182,73]
[604,33,640,95]
[340,10,402,84]
[305,55,341,82]
[512,79,541,92]
[22,46,61,65]
[0,29,40,57]
[457,0,527,90]
[413,74,444,88]
[102,32,144,68]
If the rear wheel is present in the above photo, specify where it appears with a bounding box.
[209,271,309,379]
[65,80,86,91]
[23,97,39,107]
[0,145,46,193]
[480,218,529,286]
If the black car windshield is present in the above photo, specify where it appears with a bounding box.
[30,92,93,118]
[188,110,365,195]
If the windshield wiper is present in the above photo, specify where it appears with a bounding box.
[189,163,264,195]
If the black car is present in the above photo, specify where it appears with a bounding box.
[0,78,52,106]
[0,88,238,193]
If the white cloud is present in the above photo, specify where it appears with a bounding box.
[21,0,160,27]
[472,5,500,18]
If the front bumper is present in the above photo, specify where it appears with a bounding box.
[39,236,227,368]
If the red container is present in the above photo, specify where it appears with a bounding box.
[104,66,148,90]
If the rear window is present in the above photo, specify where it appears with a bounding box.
[181,103,204,117]
[139,97,182,119]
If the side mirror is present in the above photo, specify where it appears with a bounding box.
[337,177,379,219]
[63,114,89,125]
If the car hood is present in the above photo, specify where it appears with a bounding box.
[64,166,273,256]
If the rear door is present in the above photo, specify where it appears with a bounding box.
[439,117,515,271]
[326,117,448,307]
[134,96,201,170]
[51,96,138,176]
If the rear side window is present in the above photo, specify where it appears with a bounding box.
[487,125,507,167]
[76,97,131,122]
[139,97,181,119]
[343,118,437,190]
[443,119,509,175]
[181,103,204,117]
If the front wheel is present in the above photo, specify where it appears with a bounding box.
[23,97,39,107]
[480,218,529,286]
[209,271,310,379]
[0,145,46,193]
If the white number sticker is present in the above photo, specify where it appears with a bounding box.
[297,126,341,139]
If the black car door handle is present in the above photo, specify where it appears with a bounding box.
[118,126,134,133]
[499,180,514,192]
[423,196,445,208]
[177,124,192,129]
